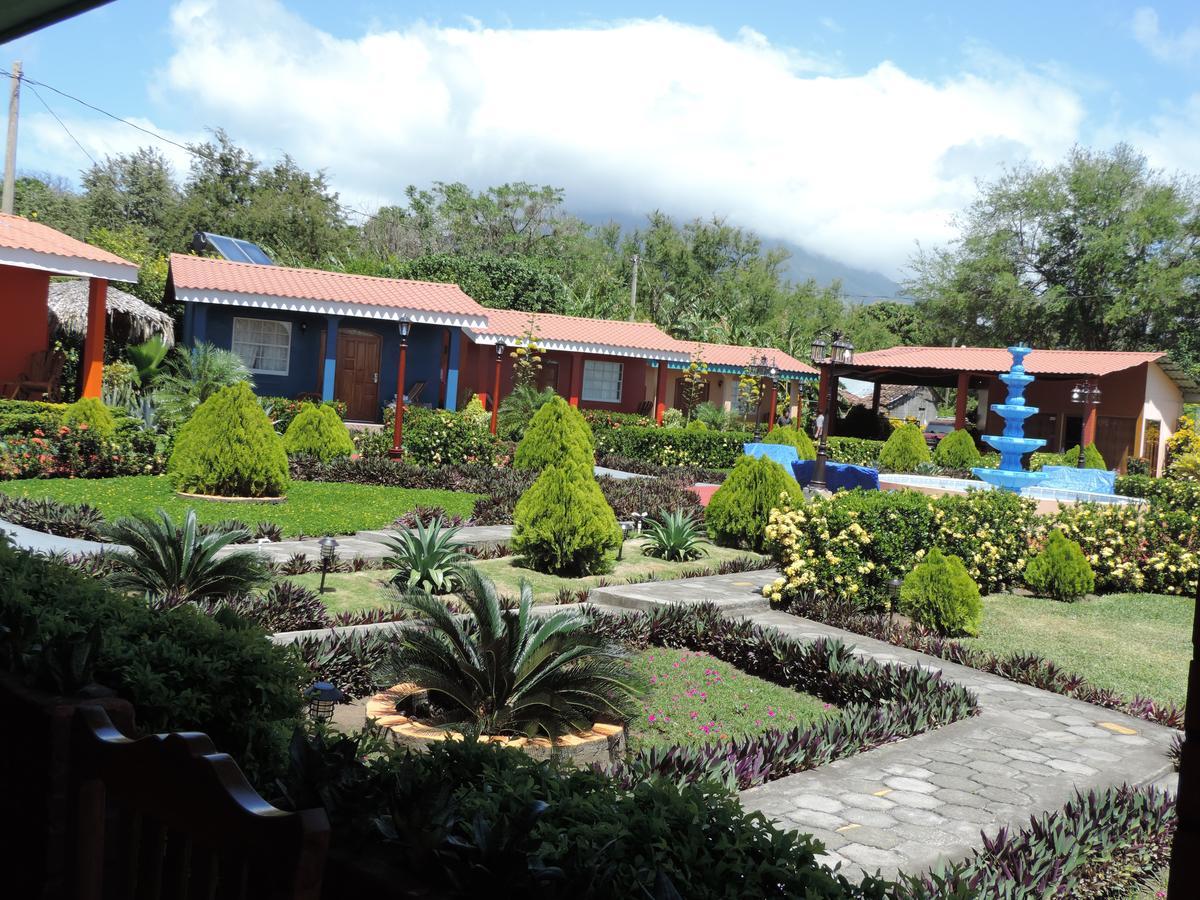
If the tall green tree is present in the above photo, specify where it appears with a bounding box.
[82,147,180,250]
[906,144,1200,372]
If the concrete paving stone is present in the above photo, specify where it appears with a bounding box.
[884,776,938,794]
[937,804,998,825]
[974,785,1032,806]
[1067,725,1120,739]
[1046,759,1099,776]
[970,770,1025,789]
[965,759,1012,775]
[934,788,990,809]
[1008,760,1058,777]
[1000,747,1049,763]
[890,808,949,827]
[1075,747,1124,763]
[792,794,845,814]
[842,808,898,828]
[838,844,907,870]
[845,826,903,850]
[966,749,1012,765]
[1114,735,1153,747]
[928,773,977,792]
[1054,715,1096,726]
[840,792,898,811]
[786,809,847,830]
[885,791,944,810]
[882,765,934,779]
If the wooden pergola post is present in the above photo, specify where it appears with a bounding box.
[954,371,970,430]
[655,360,668,425]
[79,278,107,399]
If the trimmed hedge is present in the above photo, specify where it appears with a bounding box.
[1025,529,1095,602]
[512,464,622,575]
[878,422,930,472]
[898,548,982,637]
[168,382,290,498]
[706,455,803,552]
[593,425,753,469]
[282,403,354,462]
[513,395,594,472]
[0,399,67,436]
[62,398,117,438]
[262,396,347,434]
[762,426,817,459]
[932,428,981,468]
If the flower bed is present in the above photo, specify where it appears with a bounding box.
[0,421,163,480]
[586,603,978,790]
[773,592,1184,729]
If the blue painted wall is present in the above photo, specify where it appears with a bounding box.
[187,304,452,419]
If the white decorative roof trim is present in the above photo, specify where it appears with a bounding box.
[0,246,138,282]
[177,288,489,329]
[466,329,690,362]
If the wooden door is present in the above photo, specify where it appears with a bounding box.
[1096,415,1137,473]
[335,330,381,421]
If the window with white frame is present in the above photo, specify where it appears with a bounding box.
[582,359,623,403]
[231,317,292,376]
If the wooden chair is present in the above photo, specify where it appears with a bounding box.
[71,705,329,900]
[12,350,66,401]
[404,380,426,406]
[636,400,653,416]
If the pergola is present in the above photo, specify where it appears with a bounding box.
[0,214,139,397]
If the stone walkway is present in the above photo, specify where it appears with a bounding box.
[590,572,1180,881]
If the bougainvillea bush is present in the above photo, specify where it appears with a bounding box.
[587,603,977,790]
[764,489,1040,610]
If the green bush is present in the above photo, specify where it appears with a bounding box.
[379,407,501,467]
[1025,529,1095,602]
[593,425,752,468]
[281,403,354,462]
[878,423,930,472]
[762,426,817,459]
[168,382,290,498]
[0,536,305,783]
[1063,443,1108,470]
[898,547,982,636]
[513,395,594,472]
[706,455,803,552]
[512,464,621,575]
[0,399,66,436]
[62,397,117,438]
[933,428,981,468]
[1169,451,1200,481]
[827,436,883,467]
[262,396,347,434]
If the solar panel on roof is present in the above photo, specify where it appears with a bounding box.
[192,231,274,265]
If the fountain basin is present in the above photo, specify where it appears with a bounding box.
[879,473,1145,509]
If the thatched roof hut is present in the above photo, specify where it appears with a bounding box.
[48,280,175,346]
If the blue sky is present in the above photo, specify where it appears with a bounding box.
[5,1,1199,279]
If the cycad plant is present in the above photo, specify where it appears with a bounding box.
[154,342,253,427]
[379,518,470,594]
[642,509,710,562]
[105,508,271,604]
[496,385,557,441]
[382,566,645,740]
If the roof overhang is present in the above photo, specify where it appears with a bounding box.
[667,359,817,381]
[178,288,488,329]
[0,0,112,43]
[1156,358,1200,404]
[466,328,691,362]
[0,245,138,282]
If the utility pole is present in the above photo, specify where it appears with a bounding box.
[629,253,639,321]
[2,61,20,215]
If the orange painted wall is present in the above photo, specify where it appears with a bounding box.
[0,266,51,382]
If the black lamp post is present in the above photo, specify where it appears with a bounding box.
[809,331,855,492]
[1070,381,1102,467]
[489,342,505,435]
[318,535,338,593]
[748,353,771,438]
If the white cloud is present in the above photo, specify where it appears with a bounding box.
[137,0,1095,277]
[1132,7,1200,65]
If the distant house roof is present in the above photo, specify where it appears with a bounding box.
[466,308,690,361]
[49,280,175,345]
[851,346,1166,378]
[168,254,489,328]
[0,213,138,281]
[677,342,817,380]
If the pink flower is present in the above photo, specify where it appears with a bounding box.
[648,714,657,723]
[767,709,776,717]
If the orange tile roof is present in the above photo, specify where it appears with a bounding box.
[690,341,817,377]
[0,213,137,277]
[170,254,488,323]
[851,346,1164,378]
[470,308,691,357]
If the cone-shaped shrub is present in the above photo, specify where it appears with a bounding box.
[513,395,595,472]
[878,422,931,472]
[169,382,290,497]
[512,463,621,575]
[706,454,803,551]
[1063,443,1108,470]
[933,428,981,469]
[898,548,982,637]
[63,397,117,438]
[1025,529,1095,602]
[762,426,817,460]
[282,403,354,462]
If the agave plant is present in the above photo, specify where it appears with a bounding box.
[105,508,271,603]
[641,509,710,562]
[379,518,470,594]
[382,566,645,740]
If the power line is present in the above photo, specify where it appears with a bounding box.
[24,79,96,167]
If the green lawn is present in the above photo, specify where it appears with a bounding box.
[288,541,766,614]
[962,593,1193,708]
[0,475,480,538]
[625,646,834,751]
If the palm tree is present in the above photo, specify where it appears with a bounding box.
[383,566,644,740]
[106,508,271,604]
[153,342,253,426]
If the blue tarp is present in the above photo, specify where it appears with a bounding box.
[791,460,881,492]
[1039,465,1116,494]
[742,443,800,469]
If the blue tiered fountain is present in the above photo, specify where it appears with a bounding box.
[972,345,1049,493]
